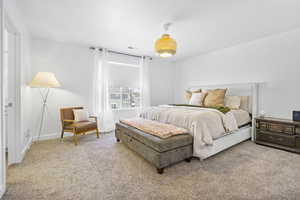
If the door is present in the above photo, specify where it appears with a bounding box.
[0,6,22,197]
[0,0,6,196]
[3,26,16,166]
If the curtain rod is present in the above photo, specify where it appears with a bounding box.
[89,47,152,60]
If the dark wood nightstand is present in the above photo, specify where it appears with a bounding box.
[255,117,300,154]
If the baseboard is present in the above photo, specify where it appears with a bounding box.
[32,133,59,141]
[20,136,33,163]
[33,133,58,141]
[32,132,73,141]
[0,184,5,199]
[32,130,101,141]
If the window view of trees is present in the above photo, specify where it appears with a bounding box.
[109,87,140,110]
[107,61,141,110]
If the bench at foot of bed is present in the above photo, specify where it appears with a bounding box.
[115,122,193,174]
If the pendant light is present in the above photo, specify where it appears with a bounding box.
[155,22,177,58]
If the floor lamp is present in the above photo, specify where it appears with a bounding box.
[29,72,61,141]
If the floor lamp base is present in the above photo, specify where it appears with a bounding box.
[36,88,50,141]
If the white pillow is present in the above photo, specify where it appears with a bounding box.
[189,92,207,106]
[73,109,89,122]
[224,96,241,109]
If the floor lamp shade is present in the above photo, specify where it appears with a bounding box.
[29,72,61,88]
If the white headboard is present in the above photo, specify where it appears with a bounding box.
[188,83,251,96]
[187,82,262,141]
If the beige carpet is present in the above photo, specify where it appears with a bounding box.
[3,132,300,200]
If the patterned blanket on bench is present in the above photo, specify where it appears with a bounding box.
[120,118,188,139]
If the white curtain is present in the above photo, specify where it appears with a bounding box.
[92,49,115,132]
[140,56,151,109]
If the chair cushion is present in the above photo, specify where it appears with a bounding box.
[66,121,97,133]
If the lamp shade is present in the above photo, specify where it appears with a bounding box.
[155,34,177,58]
[29,72,61,88]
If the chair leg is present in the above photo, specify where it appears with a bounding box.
[60,130,64,139]
[96,128,100,139]
[73,133,78,146]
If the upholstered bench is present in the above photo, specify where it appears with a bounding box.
[115,122,193,174]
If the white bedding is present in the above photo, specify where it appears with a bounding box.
[140,105,239,158]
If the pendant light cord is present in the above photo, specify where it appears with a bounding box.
[163,22,172,32]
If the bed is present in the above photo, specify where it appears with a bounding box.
[139,82,260,160]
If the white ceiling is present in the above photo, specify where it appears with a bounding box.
[18,0,300,60]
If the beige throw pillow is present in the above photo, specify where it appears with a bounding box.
[73,109,89,122]
[189,92,207,106]
[225,96,241,109]
[185,89,201,103]
[203,89,227,107]
[240,96,251,112]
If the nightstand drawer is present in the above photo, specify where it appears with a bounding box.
[296,137,300,149]
[256,131,295,147]
[257,120,295,135]
[268,123,295,135]
[257,121,268,130]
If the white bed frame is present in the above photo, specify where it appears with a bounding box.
[187,82,260,160]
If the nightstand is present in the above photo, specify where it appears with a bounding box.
[255,117,300,154]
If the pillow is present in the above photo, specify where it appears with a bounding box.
[185,89,201,103]
[73,109,89,122]
[225,96,241,109]
[189,92,207,106]
[240,96,251,113]
[203,88,227,107]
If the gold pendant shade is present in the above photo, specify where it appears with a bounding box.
[155,34,177,58]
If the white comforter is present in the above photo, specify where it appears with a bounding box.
[139,105,238,157]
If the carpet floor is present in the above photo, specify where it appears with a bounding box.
[3,132,300,200]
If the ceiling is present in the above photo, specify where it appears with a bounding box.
[18,0,300,60]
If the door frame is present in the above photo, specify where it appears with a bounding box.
[0,0,22,197]
[0,0,5,197]
[4,7,21,165]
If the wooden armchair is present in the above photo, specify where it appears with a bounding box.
[60,107,100,145]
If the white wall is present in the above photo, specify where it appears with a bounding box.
[4,0,32,161]
[174,28,300,119]
[30,38,174,137]
[150,59,174,105]
[30,38,94,137]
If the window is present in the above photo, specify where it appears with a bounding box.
[108,61,141,110]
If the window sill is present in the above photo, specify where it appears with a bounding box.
[112,108,140,112]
